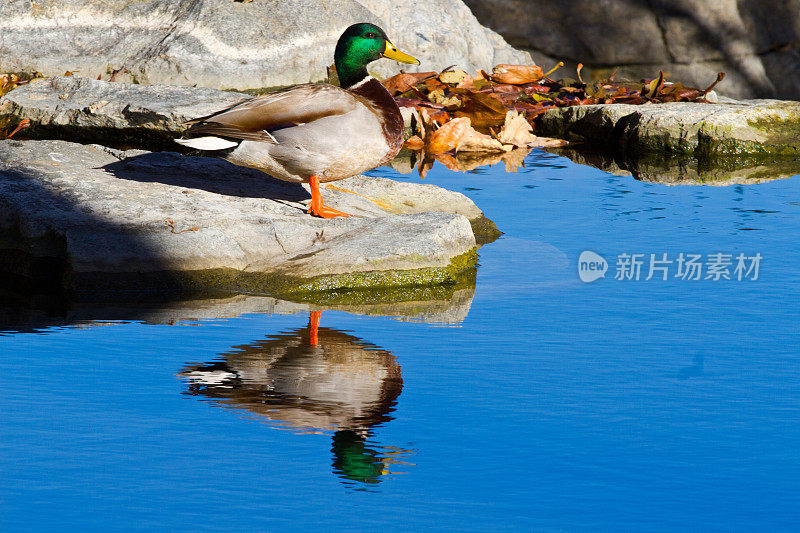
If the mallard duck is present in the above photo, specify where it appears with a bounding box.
[176,23,419,218]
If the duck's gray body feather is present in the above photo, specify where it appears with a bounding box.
[179,79,402,184]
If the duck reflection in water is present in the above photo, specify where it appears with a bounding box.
[178,311,410,486]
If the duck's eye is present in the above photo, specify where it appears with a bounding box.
[365,32,376,39]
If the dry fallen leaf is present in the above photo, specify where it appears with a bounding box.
[439,67,469,85]
[1,118,31,140]
[455,74,475,89]
[497,110,535,147]
[427,87,461,108]
[0,73,20,97]
[453,91,508,129]
[403,135,425,150]
[456,126,507,153]
[496,110,568,148]
[426,117,472,153]
[489,64,544,85]
[382,71,437,96]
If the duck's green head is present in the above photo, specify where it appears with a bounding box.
[334,23,419,88]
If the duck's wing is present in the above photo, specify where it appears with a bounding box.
[184,84,365,143]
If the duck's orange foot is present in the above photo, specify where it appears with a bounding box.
[306,175,351,218]
[307,202,351,218]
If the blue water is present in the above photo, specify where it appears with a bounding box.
[3,151,800,531]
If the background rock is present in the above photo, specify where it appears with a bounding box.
[536,99,800,157]
[0,139,486,295]
[463,0,800,100]
[0,75,250,149]
[0,0,530,91]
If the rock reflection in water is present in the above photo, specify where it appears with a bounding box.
[549,146,800,186]
[178,311,410,486]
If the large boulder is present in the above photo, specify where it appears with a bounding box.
[463,0,800,100]
[0,0,531,90]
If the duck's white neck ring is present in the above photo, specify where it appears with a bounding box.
[346,75,374,90]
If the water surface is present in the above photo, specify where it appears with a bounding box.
[2,151,799,531]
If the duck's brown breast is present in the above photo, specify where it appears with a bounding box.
[348,77,404,164]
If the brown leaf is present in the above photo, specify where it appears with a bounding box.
[455,75,475,90]
[485,84,520,93]
[404,135,425,150]
[489,64,544,85]
[497,110,568,149]
[456,126,508,152]
[427,87,461,108]
[0,73,20,97]
[453,92,508,129]
[382,71,437,96]
[1,118,31,140]
[418,107,452,133]
[497,110,535,147]
[642,71,665,99]
[426,117,472,153]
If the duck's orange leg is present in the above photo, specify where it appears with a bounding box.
[308,310,322,346]
[307,175,351,218]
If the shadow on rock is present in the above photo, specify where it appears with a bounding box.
[100,150,310,202]
[178,311,412,487]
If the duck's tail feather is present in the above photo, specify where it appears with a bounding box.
[174,136,239,151]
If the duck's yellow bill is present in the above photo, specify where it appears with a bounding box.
[382,41,420,65]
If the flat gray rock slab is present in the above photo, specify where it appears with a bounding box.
[0,76,249,143]
[0,0,530,90]
[537,99,800,158]
[0,139,483,294]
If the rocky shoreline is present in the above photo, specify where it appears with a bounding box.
[536,98,800,159]
[0,137,493,297]
[3,74,799,295]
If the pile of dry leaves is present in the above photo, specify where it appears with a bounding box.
[382,63,724,175]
